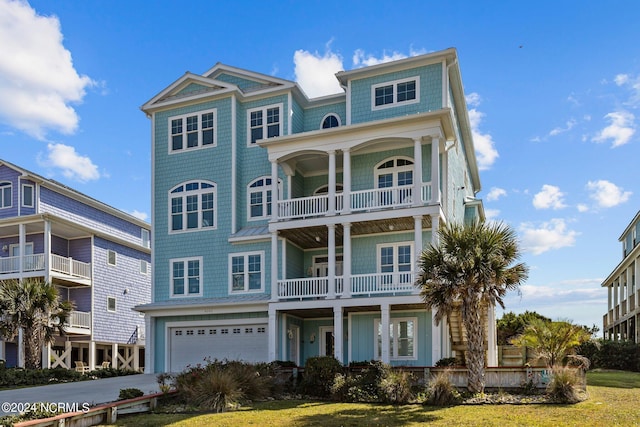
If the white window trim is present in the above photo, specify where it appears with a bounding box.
[0,181,12,209]
[170,256,204,298]
[246,103,283,146]
[21,184,34,208]
[320,113,341,129]
[107,296,117,313]
[140,259,149,275]
[168,108,217,153]
[228,251,265,294]
[374,317,418,361]
[376,241,414,274]
[371,76,420,111]
[247,176,282,221]
[141,229,150,248]
[374,156,414,188]
[168,181,217,234]
[107,250,117,266]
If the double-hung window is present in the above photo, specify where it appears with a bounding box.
[171,257,202,297]
[247,104,282,145]
[169,109,216,152]
[378,242,413,285]
[229,251,264,293]
[248,177,281,220]
[169,181,216,232]
[372,77,419,110]
[0,182,11,208]
[21,184,34,208]
[375,317,417,360]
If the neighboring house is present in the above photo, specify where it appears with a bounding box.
[602,210,640,343]
[0,160,151,370]
[139,47,489,373]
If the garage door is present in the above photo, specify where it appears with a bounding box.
[169,323,268,372]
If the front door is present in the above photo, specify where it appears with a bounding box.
[288,325,300,366]
[10,243,33,272]
[319,326,334,357]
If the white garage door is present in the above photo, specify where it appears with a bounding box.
[169,324,268,372]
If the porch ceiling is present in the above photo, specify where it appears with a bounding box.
[278,216,432,249]
[281,303,426,319]
[0,220,90,240]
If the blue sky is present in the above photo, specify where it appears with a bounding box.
[1,0,639,329]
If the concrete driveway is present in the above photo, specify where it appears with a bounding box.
[0,373,161,415]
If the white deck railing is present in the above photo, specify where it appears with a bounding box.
[51,254,92,280]
[276,183,432,221]
[277,272,415,299]
[69,310,91,329]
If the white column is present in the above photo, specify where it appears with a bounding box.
[342,149,351,214]
[328,150,336,215]
[0,340,4,363]
[342,223,351,298]
[89,341,96,370]
[431,311,442,365]
[431,214,440,247]
[64,341,72,370]
[381,303,390,364]
[333,306,343,364]
[413,137,423,207]
[487,304,497,366]
[133,344,140,371]
[17,328,24,368]
[271,231,279,301]
[271,161,279,221]
[144,315,153,374]
[414,215,423,265]
[614,280,619,308]
[431,136,440,204]
[111,343,118,369]
[608,284,612,310]
[18,223,25,274]
[327,224,336,298]
[268,307,277,361]
[44,220,51,281]
[42,343,51,369]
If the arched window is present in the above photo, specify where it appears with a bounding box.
[321,114,341,129]
[374,157,414,205]
[313,184,343,195]
[0,181,12,209]
[169,181,216,232]
[247,177,282,220]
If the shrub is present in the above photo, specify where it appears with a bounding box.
[379,369,414,404]
[578,339,640,371]
[546,367,582,404]
[435,357,460,367]
[191,369,243,412]
[118,388,144,400]
[301,356,343,398]
[425,370,460,406]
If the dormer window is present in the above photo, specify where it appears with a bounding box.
[321,114,341,129]
[371,77,420,110]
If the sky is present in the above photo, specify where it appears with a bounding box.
[1,0,639,330]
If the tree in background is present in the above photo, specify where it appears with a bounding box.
[0,279,73,369]
[497,311,552,345]
[416,221,528,393]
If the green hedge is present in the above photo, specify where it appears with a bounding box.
[578,339,640,371]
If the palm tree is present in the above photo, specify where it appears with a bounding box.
[510,318,592,369]
[0,279,73,369]
[416,221,528,393]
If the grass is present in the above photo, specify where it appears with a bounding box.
[102,370,640,427]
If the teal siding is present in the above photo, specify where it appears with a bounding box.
[350,63,443,125]
[291,99,305,134]
[176,83,210,97]
[285,243,304,279]
[303,102,346,132]
[214,73,269,91]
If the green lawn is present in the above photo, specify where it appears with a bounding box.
[105,370,640,427]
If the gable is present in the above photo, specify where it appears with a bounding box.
[214,72,279,92]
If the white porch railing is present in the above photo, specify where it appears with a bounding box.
[0,255,19,274]
[277,272,415,299]
[275,183,432,221]
[69,310,91,329]
[51,254,92,280]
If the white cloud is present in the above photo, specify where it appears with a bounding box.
[577,203,589,213]
[532,184,567,210]
[549,119,576,136]
[465,92,481,107]
[293,46,344,98]
[592,110,635,147]
[519,218,579,255]
[484,208,500,221]
[586,180,632,208]
[614,74,629,86]
[351,47,426,68]
[38,143,100,182]
[486,187,506,202]
[467,108,499,170]
[0,0,94,139]
[129,210,148,221]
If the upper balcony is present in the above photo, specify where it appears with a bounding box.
[277,183,431,222]
[0,253,92,286]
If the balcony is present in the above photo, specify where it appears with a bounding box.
[276,183,432,221]
[277,272,416,300]
[53,310,91,335]
[0,253,91,285]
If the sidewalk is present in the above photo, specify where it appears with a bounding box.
[0,373,160,415]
